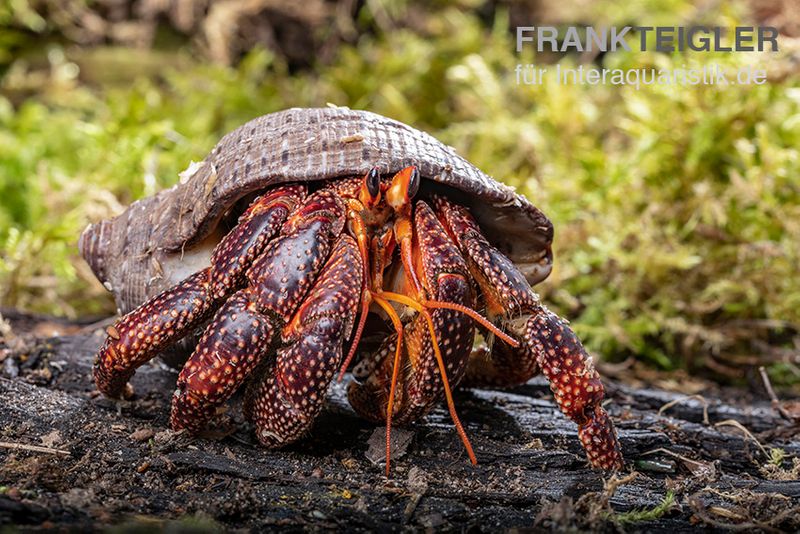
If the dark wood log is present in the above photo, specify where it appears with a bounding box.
[1,313,799,531]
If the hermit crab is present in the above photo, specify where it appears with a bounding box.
[80,107,623,472]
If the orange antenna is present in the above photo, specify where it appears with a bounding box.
[339,208,372,381]
[340,296,370,381]
[380,291,478,466]
[371,293,406,476]
[422,300,519,348]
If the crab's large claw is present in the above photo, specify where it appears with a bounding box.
[434,196,623,470]
[94,185,306,399]
[248,234,362,445]
[170,189,348,433]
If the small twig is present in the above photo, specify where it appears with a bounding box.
[658,394,710,425]
[759,366,793,422]
[0,440,71,456]
[688,496,783,534]
[641,447,710,472]
[714,420,768,458]
[403,493,423,524]
[66,449,93,473]
[596,356,635,377]
[603,471,638,494]
[702,487,791,505]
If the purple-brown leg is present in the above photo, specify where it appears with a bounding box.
[94,185,306,398]
[170,189,348,432]
[434,196,624,470]
[248,234,362,446]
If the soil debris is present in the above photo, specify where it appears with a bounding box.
[2,322,800,531]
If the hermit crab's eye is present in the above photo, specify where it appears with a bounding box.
[366,168,381,199]
[407,167,421,199]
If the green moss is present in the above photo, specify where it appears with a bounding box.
[612,491,675,525]
[768,447,787,466]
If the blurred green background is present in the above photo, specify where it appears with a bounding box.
[1,0,798,387]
